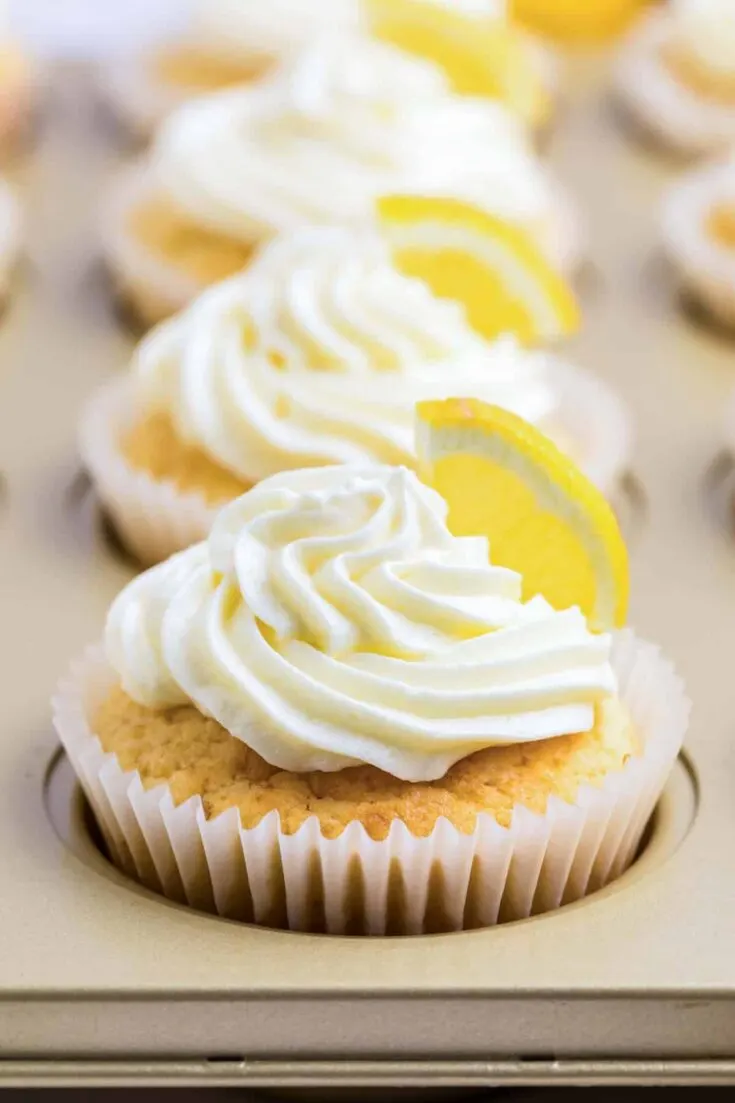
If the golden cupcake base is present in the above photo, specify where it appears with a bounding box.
[3,59,735,1089]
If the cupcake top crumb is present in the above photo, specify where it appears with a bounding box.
[95,684,636,838]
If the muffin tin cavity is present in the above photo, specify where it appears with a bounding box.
[702,448,735,539]
[44,747,698,938]
[64,463,139,569]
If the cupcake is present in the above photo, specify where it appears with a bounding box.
[53,446,687,934]
[661,155,735,326]
[615,0,735,157]
[83,224,628,565]
[102,32,581,328]
[103,0,555,143]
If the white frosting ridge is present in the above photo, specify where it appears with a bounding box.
[133,225,557,482]
[150,32,554,242]
[105,465,616,781]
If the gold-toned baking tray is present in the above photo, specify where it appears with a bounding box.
[1,56,735,1090]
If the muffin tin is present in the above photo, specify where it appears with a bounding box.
[1,52,735,1091]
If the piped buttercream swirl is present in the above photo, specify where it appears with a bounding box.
[133,225,557,482]
[105,465,616,781]
[151,32,555,242]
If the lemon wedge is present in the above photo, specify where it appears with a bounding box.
[416,398,628,631]
[510,0,650,44]
[378,194,579,346]
[365,0,550,128]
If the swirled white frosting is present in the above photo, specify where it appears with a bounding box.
[671,0,735,78]
[134,225,557,482]
[192,0,506,62]
[105,465,615,781]
[151,32,553,243]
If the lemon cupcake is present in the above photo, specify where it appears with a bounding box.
[103,33,581,328]
[84,218,628,565]
[53,411,687,934]
[615,0,735,157]
[661,155,735,326]
[103,0,555,143]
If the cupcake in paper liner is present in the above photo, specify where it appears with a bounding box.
[82,222,628,565]
[101,0,557,144]
[52,461,688,935]
[513,0,647,47]
[614,1,735,158]
[102,32,580,327]
[661,156,735,327]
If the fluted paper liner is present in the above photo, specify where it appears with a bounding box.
[662,162,735,329]
[614,12,735,157]
[102,166,214,328]
[79,368,631,566]
[78,375,219,566]
[0,179,20,304]
[52,631,688,935]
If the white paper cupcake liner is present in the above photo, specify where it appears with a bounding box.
[102,165,218,329]
[78,375,219,566]
[614,11,735,157]
[0,176,21,304]
[661,159,735,328]
[52,631,689,935]
[79,363,631,566]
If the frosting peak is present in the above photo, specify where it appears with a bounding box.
[152,32,552,242]
[134,225,556,482]
[106,465,616,781]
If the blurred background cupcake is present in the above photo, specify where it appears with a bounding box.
[662,153,735,326]
[615,0,735,156]
[102,0,557,143]
[102,31,580,328]
[83,205,629,565]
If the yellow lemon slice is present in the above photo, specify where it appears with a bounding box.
[416,397,628,631]
[510,0,650,44]
[365,0,550,129]
[377,194,579,346]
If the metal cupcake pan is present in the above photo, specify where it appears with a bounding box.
[1,56,735,1090]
